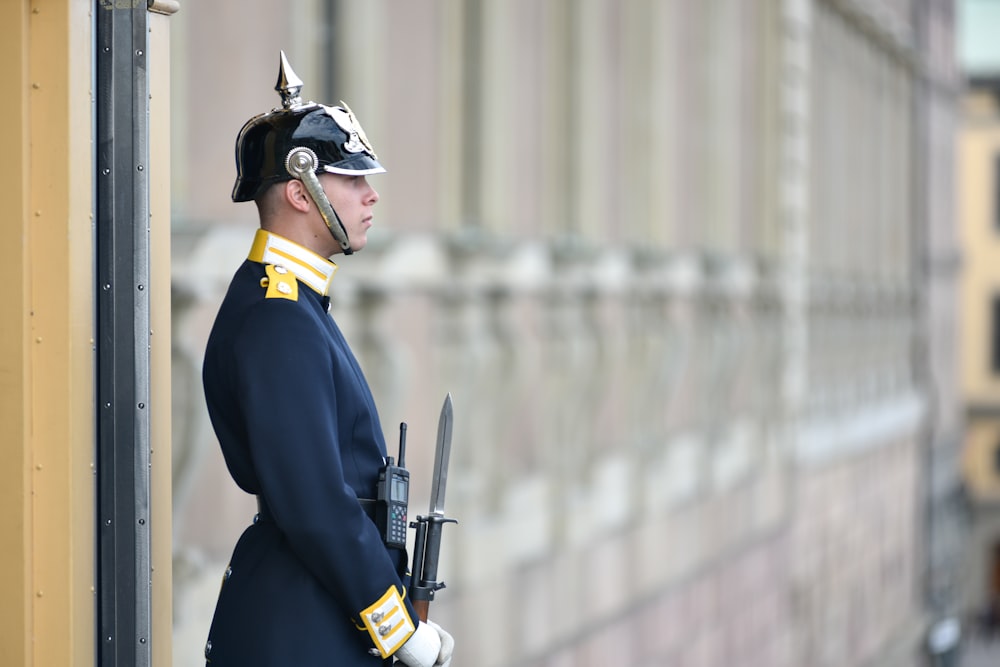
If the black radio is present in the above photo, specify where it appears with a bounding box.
[375,423,410,549]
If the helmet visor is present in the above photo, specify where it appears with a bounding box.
[322,153,386,176]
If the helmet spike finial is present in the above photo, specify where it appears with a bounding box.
[275,50,304,109]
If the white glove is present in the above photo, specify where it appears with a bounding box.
[394,620,454,667]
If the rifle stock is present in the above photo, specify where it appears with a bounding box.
[413,599,430,623]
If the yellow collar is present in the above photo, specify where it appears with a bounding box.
[248,229,338,296]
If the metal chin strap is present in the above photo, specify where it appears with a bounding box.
[285,147,353,255]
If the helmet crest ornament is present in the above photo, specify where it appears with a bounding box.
[329,102,378,159]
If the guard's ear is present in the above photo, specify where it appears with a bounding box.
[283,178,313,214]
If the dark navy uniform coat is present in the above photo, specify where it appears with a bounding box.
[202,233,418,666]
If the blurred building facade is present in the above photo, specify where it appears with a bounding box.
[169,1,961,666]
[957,0,1000,638]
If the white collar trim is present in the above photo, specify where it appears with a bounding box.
[248,229,338,296]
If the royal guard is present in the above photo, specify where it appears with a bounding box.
[201,52,454,667]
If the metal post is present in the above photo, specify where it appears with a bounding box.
[95,1,152,665]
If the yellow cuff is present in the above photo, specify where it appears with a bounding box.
[360,586,415,658]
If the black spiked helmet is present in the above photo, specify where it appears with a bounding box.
[231,51,385,203]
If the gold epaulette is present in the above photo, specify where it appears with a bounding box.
[259,264,299,301]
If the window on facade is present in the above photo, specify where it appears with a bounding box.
[993,296,1000,373]
[995,153,1000,231]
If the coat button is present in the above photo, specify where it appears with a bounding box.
[204,640,212,658]
[274,265,288,274]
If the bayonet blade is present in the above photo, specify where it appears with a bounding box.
[410,393,458,620]
[428,393,453,515]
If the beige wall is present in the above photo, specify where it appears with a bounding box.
[960,91,1000,395]
[960,88,1000,499]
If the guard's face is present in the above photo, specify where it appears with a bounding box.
[319,173,379,254]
